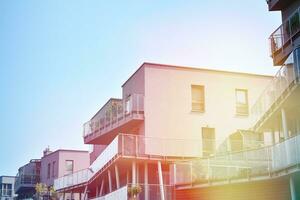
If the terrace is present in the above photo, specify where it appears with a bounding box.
[269,7,300,65]
[175,133,300,187]
[83,94,144,144]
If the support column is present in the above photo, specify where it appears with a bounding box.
[157,161,165,200]
[132,161,137,185]
[108,170,112,193]
[282,108,291,164]
[79,193,82,200]
[115,164,120,189]
[290,176,297,200]
[281,108,289,139]
[99,179,104,196]
[144,162,149,200]
[137,163,139,184]
[271,129,276,145]
[96,186,99,197]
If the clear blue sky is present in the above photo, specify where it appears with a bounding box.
[0,1,280,175]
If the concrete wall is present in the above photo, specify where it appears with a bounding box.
[40,150,90,186]
[175,178,292,200]
[143,64,271,156]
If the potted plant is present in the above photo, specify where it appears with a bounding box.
[128,185,142,200]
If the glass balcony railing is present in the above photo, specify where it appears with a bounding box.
[175,133,300,186]
[269,7,300,58]
[251,52,299,129]
[90,184,175,200]
[54,168,93,191]
[83,94,144,142]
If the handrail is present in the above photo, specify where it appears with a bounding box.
[83,93,144,138]
[269,7,300,56]
[175,133,300,186]
[251,58,298,129]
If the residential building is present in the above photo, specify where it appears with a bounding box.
[40,148,90,200]
[173,0,300,199]
[54,62,272,200]
[15,159,40,200]
[0,176,16,200]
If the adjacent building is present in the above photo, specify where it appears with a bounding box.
[0,176,16,200]
[54,63,272,200]
[15,148,90,200]
[15,159,41,200]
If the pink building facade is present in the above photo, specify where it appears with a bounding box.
[54,63,272,200]
[40,149,90,187]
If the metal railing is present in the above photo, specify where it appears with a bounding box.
[83,94,144,138]
[269,7,300,56]
[175,133,300,186]
[15,175,40,189]
[251,59,299,128]
[54,168,93,191]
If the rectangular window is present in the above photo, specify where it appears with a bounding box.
[235,89,249,115]
[52,161,56,178]
[47,163,51,179]
[65,160,74,175]
[2,184,12,196]
[202,127,215,157]
[191,85,205,112]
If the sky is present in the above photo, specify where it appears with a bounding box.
[0,1,281,176]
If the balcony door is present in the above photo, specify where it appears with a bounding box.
[202,127,215,157]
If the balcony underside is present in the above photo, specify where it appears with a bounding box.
[15,185,35,194]
[253,82,300,132]
[84,116,144,145]
[268,0,294,11]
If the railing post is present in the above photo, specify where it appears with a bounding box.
[122,134,125,156]
[135,135,138,157]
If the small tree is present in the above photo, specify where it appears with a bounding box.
[35,183,48,200]
[49,186,58,200]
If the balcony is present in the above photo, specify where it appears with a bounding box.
[251,56,300,130]
[266,0,294,11]
[83,94,144,144]
[15,175,40,193]
[90,184,174,200]
[88,134,202,182]
[54,168,93,191]
[175,133,300,187]
[269,8,300,65]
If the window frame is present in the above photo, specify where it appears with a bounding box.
[235,88,249,116]
[191,85,205,112]
[201,127,216,157]
[47,163,51,179]
[65,160,74,175]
